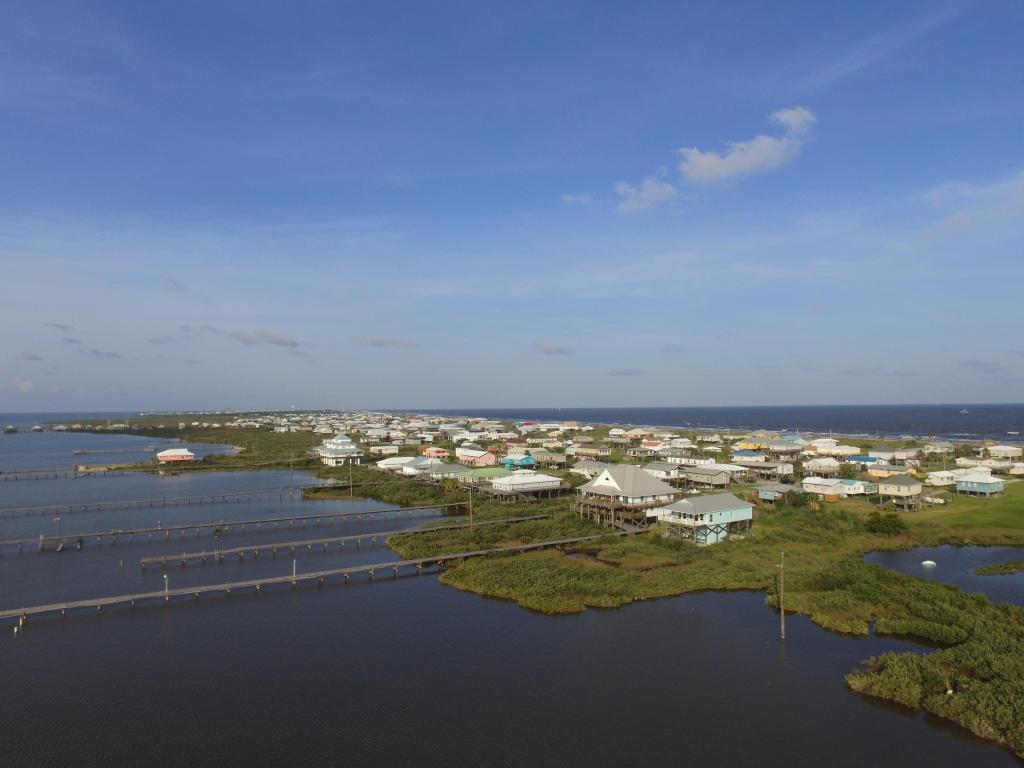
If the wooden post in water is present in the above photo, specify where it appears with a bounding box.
[778,551,786,641]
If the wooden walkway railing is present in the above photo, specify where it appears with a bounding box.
[138,515,550,567]
[0,503,466,554]
[3,531,629,626]
[0,485,314,519]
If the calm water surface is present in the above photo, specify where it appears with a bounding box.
[865,545,1024,607]
[0,428,234,471]
[1,437,1020,766]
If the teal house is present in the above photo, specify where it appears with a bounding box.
[651,492,753,544]
[955,474,1005,497]
[501,453,536,470]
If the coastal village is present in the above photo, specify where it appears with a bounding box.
[6,409,1024,760]
[49,409,1023,547]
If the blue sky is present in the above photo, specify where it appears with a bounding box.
[2,0,1023,411]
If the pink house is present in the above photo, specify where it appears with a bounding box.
[422,446,449,459]
[461,450,497,467]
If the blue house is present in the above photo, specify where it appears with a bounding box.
[501,453,536,470]
[848,455,879,465]
[955,474,1005,497]
[732,450,765,462]
[651,492,753,544]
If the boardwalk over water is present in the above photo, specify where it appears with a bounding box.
[3,531,629,626]
[0,467,135,482]
[0,484,312,519]
[138,515,549,567]
[0,502,466,553]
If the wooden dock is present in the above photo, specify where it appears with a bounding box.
[138,515,550,567]
[0,468,133,482]
[0,484,312,519]
[2,532,628,626]
[0,502,466,554]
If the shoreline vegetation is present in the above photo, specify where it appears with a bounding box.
[976,561,1024,576]
[70,415,1024,759]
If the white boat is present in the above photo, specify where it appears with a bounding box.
[3,425,16,434]
[921,560,937,568]
[31,425,43,432]
[959,409,969,414]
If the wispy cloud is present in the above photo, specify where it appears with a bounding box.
[63,337,81,345]
[84,348,125,360]
[20,352,44,361]
[357,336,419,349]
[677,107,816,185]
[229,330,300,348]
[44,322,73,332]
[800,4,968,92]
[13,378,35,393]
[958,358,1011,377]
[613,177,677,213]
[534,341,574,356]
[608,368,647,377]
[163,277,187,291]
[839,365,917,378]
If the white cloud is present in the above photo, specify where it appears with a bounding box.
[676,107,816,185]
[561,193,591,205]
[613,177,677,213]
[14,378,35,393]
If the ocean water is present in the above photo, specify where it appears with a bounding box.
[414,404,1024,441]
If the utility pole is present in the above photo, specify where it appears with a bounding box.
[349,459,353,499]
[468,485,474,527]
[777,551,786,641]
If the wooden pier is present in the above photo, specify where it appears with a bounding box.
[2,532,629,626]
[0,503,466,554]
[0,484,313,519]
[0,468,134,482]
[138,515,550,568]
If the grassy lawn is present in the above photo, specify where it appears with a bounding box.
[910,480,1024,529]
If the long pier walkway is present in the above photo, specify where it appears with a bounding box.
[2,531,628,626]
[0,484,312,519]
[0,468,135,482]
[138,515,549,567]
[0,502,466,554]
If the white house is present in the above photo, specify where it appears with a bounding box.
[810,438,839,453]
[376,456,416,472]
[574,465,677,523]
[804,457,841,475]
[988,444,1024,460]
[642,461,682,480]
[491,470,562,494]
[802,476,845,497]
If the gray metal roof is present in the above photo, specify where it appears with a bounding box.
[660,492,751,516]
[580,464,676,497]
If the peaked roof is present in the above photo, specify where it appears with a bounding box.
[580,465,676,497]
[660,493,750,516]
